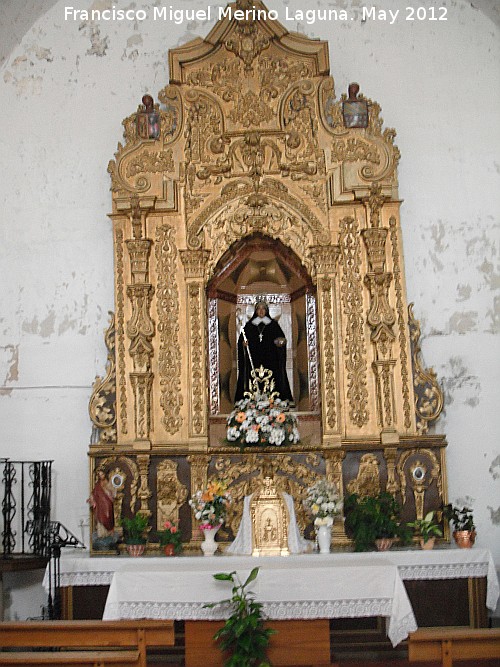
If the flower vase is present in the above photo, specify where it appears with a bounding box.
[317,525,332,554]
[453,530,476,548]
[126,543,145,557]
[200,525,221,556]
[420,537,436,550]
[163,544,175,556]
[375,538,393,551]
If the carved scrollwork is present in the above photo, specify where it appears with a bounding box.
[89,313,117,444]
[389,218,412,429]
[346,453,381,497]
[408,304,444,434]
[213,453,321,538]
[157,459,188,529]
[319,78,400,185]
[125,149,174,178]
[155,224,183,435]
[339,216,369,428]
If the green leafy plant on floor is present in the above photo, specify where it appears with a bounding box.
[344,492,411,552]
[205,567,275,667]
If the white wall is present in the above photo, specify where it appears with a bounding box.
[0,0,498,619]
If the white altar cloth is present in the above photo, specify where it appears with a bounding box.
[100,554,416,646]
[43,547,499,612]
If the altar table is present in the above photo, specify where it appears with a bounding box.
[43,547,499,648]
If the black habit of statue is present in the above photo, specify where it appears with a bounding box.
[234,304,294,404]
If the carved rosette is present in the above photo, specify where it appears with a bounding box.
[339,216,369,428]
[89,313,117,444]
[408,304,444,434]
[155,225,183,435]
[181,250,211,439]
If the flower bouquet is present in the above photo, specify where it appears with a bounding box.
[226,395,299,449]
[189,480,232,530]
[157,520,182,554]
[303,479,342,527]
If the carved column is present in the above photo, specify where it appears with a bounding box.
[310,245,341,446]
[125,197,155,449]
[188,454,211,541]
[180,250,211,447]
[324,450,349,544]
[136,454,152,526]
[362,185,398,444]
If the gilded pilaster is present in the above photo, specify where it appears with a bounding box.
[324,450,348,543]
[310,245,341,442]
[125,198,155,448]
[136,454,152,521]
[339,216,369,428]
[155,224,183,435]
[181,250,211,444]
[188,454,210,540]
[361,189,398,439]
[389,217,412,430]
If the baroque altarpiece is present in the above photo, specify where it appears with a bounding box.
[88,1,447,551]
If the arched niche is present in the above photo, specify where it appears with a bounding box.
[206,233,319,417]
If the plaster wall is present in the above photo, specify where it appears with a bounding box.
[0,0,498,619]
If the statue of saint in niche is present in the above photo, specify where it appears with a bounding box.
[235,298,294,403]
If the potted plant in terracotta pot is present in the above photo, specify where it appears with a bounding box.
[407,510,443,549]
[121,512,148,556]
[443,503,476,548]
[158,520,182,556]
[344,492,411,552]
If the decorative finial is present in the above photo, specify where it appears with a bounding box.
[342,82,368,129]
[136,94,160,140]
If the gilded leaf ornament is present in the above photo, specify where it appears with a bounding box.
[408,304,444,434]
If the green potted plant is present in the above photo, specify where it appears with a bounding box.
[344,492,411,552]
[407,510,443,549]
[443,503,476,548]
[158,520,182,556]
[121,512,148,556]
[205,567,274,667]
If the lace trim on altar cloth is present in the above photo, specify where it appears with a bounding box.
[105,598,415,646]
[398,562,489,581]
[397,560,499,610]
[59,572,115,587]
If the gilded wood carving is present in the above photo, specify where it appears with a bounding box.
[88,0,449,552]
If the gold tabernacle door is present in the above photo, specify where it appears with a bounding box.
[251,475,290,556]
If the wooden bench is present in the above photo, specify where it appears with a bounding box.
[408,627,500,667]
[0,619,175,667]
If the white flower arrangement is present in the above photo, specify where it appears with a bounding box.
[303,479,342,527]
[226,395,299,449]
